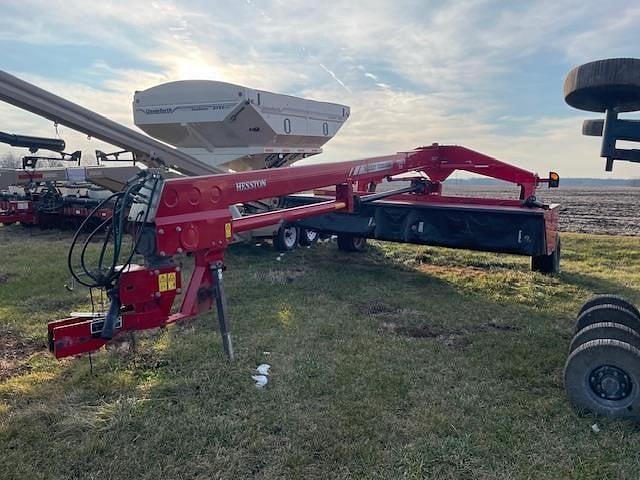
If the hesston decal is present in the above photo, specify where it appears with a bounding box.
[235,178,267,192]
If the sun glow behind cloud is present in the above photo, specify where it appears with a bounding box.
[0,0,639,177]
[175,58,221,81]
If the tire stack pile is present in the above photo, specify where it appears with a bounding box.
[564,295,640,420]
[563,58,640,420]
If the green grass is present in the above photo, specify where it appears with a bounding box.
[2,226,640,479]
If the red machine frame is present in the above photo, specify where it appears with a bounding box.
[48,144,559,360]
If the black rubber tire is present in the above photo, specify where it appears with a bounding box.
[273,225,299,252]
[531,237,560,274]
[569,322,640,353]
[578,294,640,319]
[575,304,640,334]
[298,228,319,247]
[564,58,640,112]
[582,119,604,137]
[564,339,640,419]
[337,234,367,252]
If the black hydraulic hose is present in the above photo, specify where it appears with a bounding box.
[67,192,123,288]
[67,173,158,341]
[115,177,159,277]
[79,216,115,285]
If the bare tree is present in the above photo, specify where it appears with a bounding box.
[0,152,21,168]
[0,151,65,169]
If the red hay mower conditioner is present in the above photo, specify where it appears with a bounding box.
[48,144,560,360]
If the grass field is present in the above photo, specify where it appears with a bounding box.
[2,226,640,479]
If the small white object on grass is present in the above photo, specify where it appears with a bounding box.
[591,423,600,433]
[256,363,271,375]
[252,375,268,388]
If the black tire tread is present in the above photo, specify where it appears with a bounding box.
[569,321,640,353]
[564,58,640,112]
[574,303,640,334]
[578,294,640,319]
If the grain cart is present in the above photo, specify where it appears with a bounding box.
[563,58,640,419]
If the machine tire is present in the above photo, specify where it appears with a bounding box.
[564,339,640,419]
[578,294,640,319]
[531,237,560,274]
[564,58,640,112]
[274,225,299,252]
[569,322,640,353]
[337,234,367,252]
[575,304,640,334]
[298,228,319,247]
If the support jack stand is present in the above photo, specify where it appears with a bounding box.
[211,262,234,361]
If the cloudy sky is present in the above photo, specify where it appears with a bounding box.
[1,0,639,178]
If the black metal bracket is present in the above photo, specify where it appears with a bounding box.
[95,149,137,165]
[22,150,82,169]
[583,109,640,171]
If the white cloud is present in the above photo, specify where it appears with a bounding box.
[0,0,639,178]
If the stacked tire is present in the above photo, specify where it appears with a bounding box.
[564,295,640,419]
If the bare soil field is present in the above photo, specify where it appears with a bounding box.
[447,185,640,236]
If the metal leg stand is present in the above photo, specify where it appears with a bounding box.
[211,262,235,361]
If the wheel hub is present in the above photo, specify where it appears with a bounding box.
[284,227,297,247]
[589,365,632,401]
